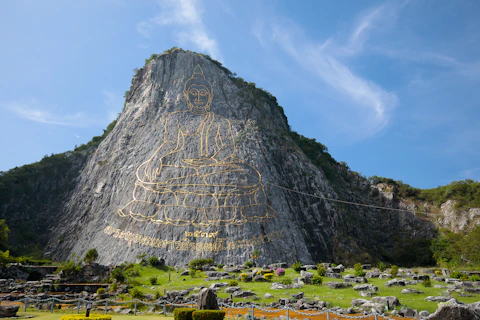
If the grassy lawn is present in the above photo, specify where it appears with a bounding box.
[120,265,480,314]
[16,311,173,320]
[117,266,480,312]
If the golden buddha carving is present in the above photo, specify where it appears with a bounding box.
[118,65,275,226]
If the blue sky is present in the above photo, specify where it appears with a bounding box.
[1,0,479,189]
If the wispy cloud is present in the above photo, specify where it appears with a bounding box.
[254,8,399,139]
[2,92,122,127]
[136,0,222,61]
[2,99,86,127]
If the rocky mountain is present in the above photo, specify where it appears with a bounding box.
[3,48,471,267]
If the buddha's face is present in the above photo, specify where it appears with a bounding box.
[186,84,211,111]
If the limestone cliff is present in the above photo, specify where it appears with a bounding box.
[1,49,437,266]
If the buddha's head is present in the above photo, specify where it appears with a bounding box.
[184,65,213,114]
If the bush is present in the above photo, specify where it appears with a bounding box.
[96,288,107,298]
[354,263,365,277]
[110,267,125,283]
[129,288,144,299]
[434,270,442,277]
[263,273,274,281]
[470,274,480,281]
[450,271,468,280]
[189,258,214,270]
[149,256,160,266]
[317,266,326,276]
[60,315,111,320]
[390,265,399,277]
[311,275,323,285]
[291,261,302,272]
[84,248,98,264]
[276,268,285,276]
[149,277,157,285]
[217,263,224,269]
[281,277,293,285]
[377,262,387,272]
[245,261,253,268]
[422,279,432,287]
[109,282,118,293]
[192,310,225,320]
[154,291,162,300]
[240,273,250,282]
[174,308,196,320]
[228,280,238,286]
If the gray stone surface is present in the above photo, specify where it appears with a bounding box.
[32,48,436,266]
[197,288,218,310]
[0,305,19,317]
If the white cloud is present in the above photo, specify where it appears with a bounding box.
[262,17,398,139]
[2,91,122,127]
[2,99,86,127]
[136,0,222,61]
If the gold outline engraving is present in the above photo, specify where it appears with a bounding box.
[118,65,276,227]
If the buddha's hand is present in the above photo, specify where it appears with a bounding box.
[183,158,217,166]
[144,157,162,181]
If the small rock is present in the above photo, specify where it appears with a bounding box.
[264,293,273,299]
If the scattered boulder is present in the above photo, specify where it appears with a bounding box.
[419,310,430,318]
[271,282,286,290]
[365,271,381,278]
[371,296,400,307]
[326,282,352,289]
[360,291,376,297]
[291,292,304,300]
[197,288,219,310]
[209,282,228,289]
[332,264,345,273]
[351,299,369,307]
[385,279,405,287]
[224,286,240,293]
[379,273,392,279]
[344,277,368,283]
[253,275,267,282]
[426,303,478,320]
[402,288,424,294]
[400,307,418,318]
[232,291,256,298]
[300,271,314,281]
[264,293,274,299]
[325,273,342,279]
[353,284,378,292]
[302,265,317,270]
[464,287,480,294]
[0,305,19,317]
[425,296,452,302]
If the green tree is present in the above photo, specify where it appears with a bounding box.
[84,248,98,264]
[0,220,10,250]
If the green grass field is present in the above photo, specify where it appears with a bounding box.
[16,312,174,320]
[121,265,480,314]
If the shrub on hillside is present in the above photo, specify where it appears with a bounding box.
[245,261,253,268]
[110,267,126,283]
[217,263,224,269]
[192,310,225,320]
[377,262,387,272]
[228,280,238,286]
[422,279,431,287]
[281,277,293,285]
[263,273,274,281]
[291,261,302,272]
[149,277,157,285]
[354,263,365,277]
[96,288,107,299]
[189,258,214,270]
[311,275,323,286]
[470,274,480,281]
[240,273,250,282]
[149,256,160,266]
[276,268,285,276]
[450,271,468,280]
[174,308,196,320]
[390,265,399,277]
[129,288,144,299]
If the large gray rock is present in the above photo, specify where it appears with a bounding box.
[353,284,378,292]
[326,282,352,289]
[0,305,19,317]
[426,303,479,320]
[371,296,400,307]
[197,288,218,310]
